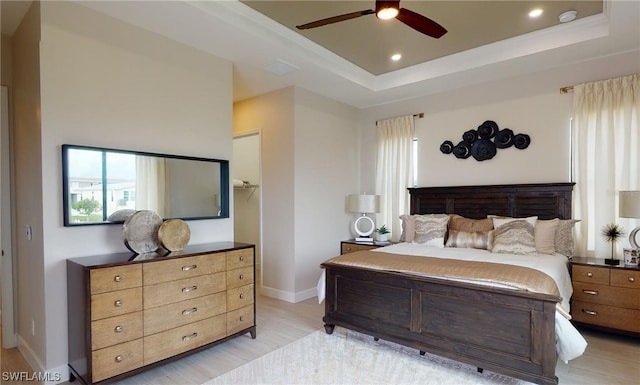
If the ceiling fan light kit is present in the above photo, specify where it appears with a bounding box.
[296,0,447,39]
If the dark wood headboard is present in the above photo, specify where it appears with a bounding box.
[408,183,574,220]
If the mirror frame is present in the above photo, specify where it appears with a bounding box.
[62,144,229,226]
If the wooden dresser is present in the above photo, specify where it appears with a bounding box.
[67,242,255,384]
[570,257,640,335]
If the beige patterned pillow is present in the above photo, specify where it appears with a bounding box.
[413,214,450,247]
[399,214,416,243]
[491,218,537,255]
[445,230,494,250]
[555,219,580,257]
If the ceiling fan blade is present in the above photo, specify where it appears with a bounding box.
[296,9,375,30]
[397,8,447,38]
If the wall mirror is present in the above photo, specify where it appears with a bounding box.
[62,144,229,226]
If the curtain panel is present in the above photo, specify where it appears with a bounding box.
[375,115,415,241]
[573,74,639,258]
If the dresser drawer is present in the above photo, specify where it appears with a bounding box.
[226,266,254,289]
[91,287,143,321]
[90,265,142,295]
[144,292,226,336]
[572,282,640,309]
[571,265,610,285]
[227,284,254,312]
[143,272,226,309]
[143,253,226,285]
[572,300,640,333]
[91,338,143,383]
[610,269,640,289]
[91,312,143,351]
[226,249,253,270]
[341,243,378,254]
[227,305,254,335]
[143,315,226,365]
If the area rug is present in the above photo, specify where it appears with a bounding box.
[205,327,532,385]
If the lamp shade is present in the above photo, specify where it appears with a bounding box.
[620,191,640,218]
[348,194,380,214]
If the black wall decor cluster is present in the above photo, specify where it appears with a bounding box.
[440,120,531,161]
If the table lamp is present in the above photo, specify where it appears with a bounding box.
[348,194,380,242]
[619,190,640,249]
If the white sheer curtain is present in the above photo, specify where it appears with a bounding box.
[573,74,640,258]
[375,115,415,242]
[136,156,167,217]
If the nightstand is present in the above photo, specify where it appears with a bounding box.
[570,257,640,335]
[340,239,391,255]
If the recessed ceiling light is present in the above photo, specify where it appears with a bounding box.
[529,9,543,18]
[391,53,402,61]
[559,10,577,23]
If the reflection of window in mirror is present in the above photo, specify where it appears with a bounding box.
[63,144,229,226]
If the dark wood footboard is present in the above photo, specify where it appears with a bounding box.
[322,263,559,385]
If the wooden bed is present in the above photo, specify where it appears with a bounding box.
[322,183,575,385]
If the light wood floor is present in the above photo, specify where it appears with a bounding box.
[2,296,639,384]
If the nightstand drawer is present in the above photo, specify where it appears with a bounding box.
[227,305,254,335]
[610,269,640,289]
[226,249,253,270]
[572,282,640,309]
[572,300,640,333]
[226,266,254,289]
[341,243,378,254]
[572,265,610,285]
[227,284,254,311]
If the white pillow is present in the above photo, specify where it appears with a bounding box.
[491,217,537,255]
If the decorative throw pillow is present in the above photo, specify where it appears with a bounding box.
[399,214,416,243]
[555,219,580,257]
[413,214,450,247]
[535,218,560,254]
[448,214,494,232]
[445,230,494,250]
[491,218,537,255]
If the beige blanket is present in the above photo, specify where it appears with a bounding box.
[323,250,560,300]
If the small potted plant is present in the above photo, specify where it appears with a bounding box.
[601,223,625,265]
[375,225,390,242]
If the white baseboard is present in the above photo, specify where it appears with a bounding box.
[260,285,318,304]
[16,335,67,384]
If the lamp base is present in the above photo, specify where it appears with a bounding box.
[604,258,620,265]
[355,237,374,243]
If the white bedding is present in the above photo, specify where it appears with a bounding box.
[316,243,587,363]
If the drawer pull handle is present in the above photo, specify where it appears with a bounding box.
[581,309,598,316]
[239,293,244,299]
[114,275,122,282]
[182,332,198,342]
[114,300,123,307]
[586,272,593,277]
[182,307,198,316]
[182,286,198,293]
[114,325,123,333]
[239,256,245,262]
[239,316,245,322]
[629,277,636,283]
[239,274,245,280]
[582,290,598,295]
[115,355,123,363]
[182,264,197,271]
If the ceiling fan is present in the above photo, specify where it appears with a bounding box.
[296,0,447,39]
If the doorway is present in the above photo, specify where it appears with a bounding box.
[232,131,262,290]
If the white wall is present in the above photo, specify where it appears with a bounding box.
[13,1,233,378]
[358,50,640,192]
